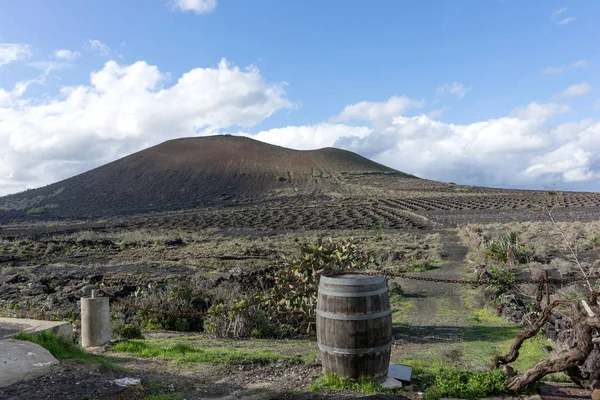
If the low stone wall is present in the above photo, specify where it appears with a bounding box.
[0,317,72,340]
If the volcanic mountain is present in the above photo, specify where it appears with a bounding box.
[0,135,415,220]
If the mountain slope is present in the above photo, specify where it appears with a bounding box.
[0,135,413,219]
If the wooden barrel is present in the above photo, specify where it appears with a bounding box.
[316,274,392,381]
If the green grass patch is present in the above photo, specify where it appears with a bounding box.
[394,307,563,386]
[406,260,439,273]
[13,331,113,366]
[464,308,551,373]
[389,288,415,325]
[110,339,302,365]
[422,367,508,400]
[141,393,188,400]
[309,372,390,395]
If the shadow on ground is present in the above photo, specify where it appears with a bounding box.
[0,358,413,400]
[393,323,517,344]
[264,393,409,400]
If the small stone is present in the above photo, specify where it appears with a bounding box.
[381,377,402,389]
[540,345,553,354]
[111,377,141,387]
[80,285,96,297]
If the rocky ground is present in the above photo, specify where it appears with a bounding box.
[0,218,597,398]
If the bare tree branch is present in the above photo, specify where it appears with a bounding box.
[491,300,577,370]
[541,192,593,292]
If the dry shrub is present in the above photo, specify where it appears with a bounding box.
[132,280,209,332]
[204,301,282,339]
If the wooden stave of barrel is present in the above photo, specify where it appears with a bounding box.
[316,274,392,382]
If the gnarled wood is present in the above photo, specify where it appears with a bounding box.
[492,291,600,392]
[505,332,592,391]
[490,300,574,370]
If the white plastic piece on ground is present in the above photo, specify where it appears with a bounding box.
[382,376,403,389]
[388,363,413,381]
[111,377,141,387]
[0,339,59,388]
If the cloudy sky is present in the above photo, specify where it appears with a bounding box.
[1,0,599,196]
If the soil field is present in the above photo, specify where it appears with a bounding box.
[4,191,600,240]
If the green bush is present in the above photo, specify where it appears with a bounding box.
[408,260,438,273]
[249,313,283,339]
[484,231,534,265]
[423,368,508,400]
[255,237,379,334]
[26,207,46,215]
[119,324,143,339]
[206,237,380,337]
[488,265,516,299]
[388,281,404,303]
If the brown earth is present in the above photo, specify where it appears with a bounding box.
[0,358,412,400]
[2,135,599,228]
[0,135,406,221]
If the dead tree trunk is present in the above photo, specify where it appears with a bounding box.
[490,300,574,369]
[491,291,600,392]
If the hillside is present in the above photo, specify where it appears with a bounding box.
[0,135,412,220]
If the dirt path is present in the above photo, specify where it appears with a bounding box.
[392,229,474,344]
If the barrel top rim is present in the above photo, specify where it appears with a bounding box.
[320,273,385,286]
[322,274,382,279]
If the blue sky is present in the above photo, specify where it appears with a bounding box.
[0,0,599,195]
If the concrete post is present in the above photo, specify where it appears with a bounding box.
[80,290,110,347]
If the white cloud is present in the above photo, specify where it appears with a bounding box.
[557,16,576,25]
[0,43,31,67]
[542,60,588,75]
[86,39,111,56]
[525,143,598,182]
[54,49,81,61]
[0,58,290,194]
[170,0,217,14]
[247,124,372,150]
[553,82,592,99]
[28,61,73,72]
[550,7,575,25]
[0,78,44,107]
[510,102,569,120]
[241,100,600,190]
[550,7,567,18]
[331,96,423,128]
[25,49,80,72]
[436,82,471,99]
[427,107,449,119]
